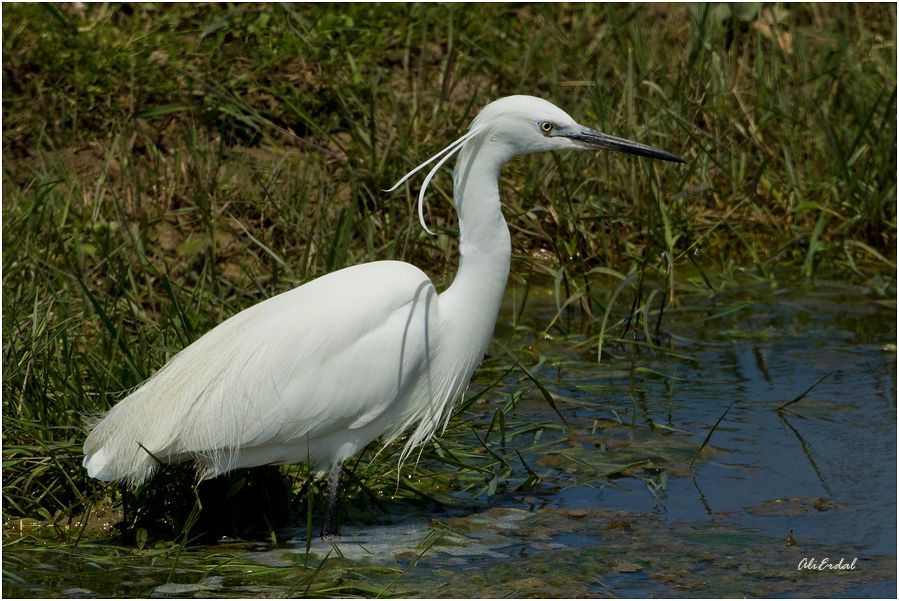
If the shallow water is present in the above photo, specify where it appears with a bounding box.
[4,276,897,597]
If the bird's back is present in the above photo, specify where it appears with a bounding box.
[83,260,444,484]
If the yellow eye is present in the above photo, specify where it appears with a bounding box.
[540,121,554,133]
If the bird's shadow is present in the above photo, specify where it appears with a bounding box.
[111,465,292,545]
[108,464,466,546]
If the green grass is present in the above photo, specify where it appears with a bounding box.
[2,3,895,534]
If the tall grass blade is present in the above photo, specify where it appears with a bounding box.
[690,399,738,468]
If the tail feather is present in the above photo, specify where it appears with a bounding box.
[82,447,115,480]
[82,390,168,486]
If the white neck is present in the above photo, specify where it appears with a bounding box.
[439,134,513,351]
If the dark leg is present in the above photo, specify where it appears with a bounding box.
[320,461,343,538]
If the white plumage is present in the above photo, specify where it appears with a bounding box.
[83,96,682,533]
[84,261,461,484]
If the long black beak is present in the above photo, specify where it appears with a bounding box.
[567,127,685,163]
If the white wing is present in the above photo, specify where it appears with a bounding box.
[83,260,441,484]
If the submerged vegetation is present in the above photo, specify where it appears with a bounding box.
[2,1,895,557]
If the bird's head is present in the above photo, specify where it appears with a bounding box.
[386,95,684,235]
[470,95,685,163]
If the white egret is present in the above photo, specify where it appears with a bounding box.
[83,95,684,536]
